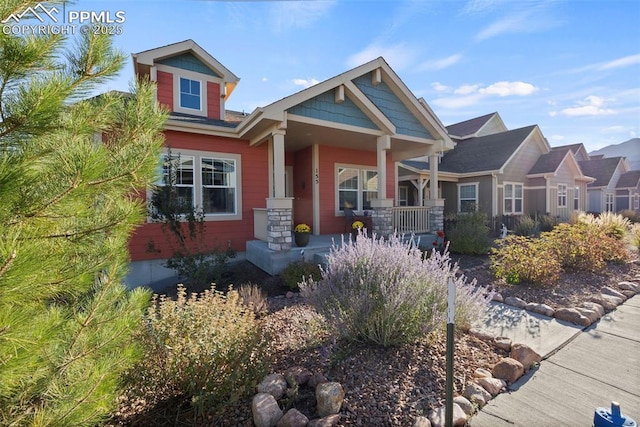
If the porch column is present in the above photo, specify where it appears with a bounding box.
[424,154,444,232]
[267,131,292,251]
[372,135,394,236]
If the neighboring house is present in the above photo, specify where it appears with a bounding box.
[578,156,629,213]
[126,39,455,282]
[616,170,640,213]
[398,115,595,224]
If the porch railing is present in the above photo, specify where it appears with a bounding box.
[392,206,431,234]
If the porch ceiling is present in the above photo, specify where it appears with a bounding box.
[284,119,437,159]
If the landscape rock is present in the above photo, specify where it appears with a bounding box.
[428,403,467,427]
[618,281,639,293]
[316,382,344,417]
[252,393,283,427]
[476,377,506,396]
[491,293,504,303]
[469,329,494,341]
[492,357,524,384]
[257,373,288,400]
[286,291,295,299]
[575,307,599,324]
[601,286,627,301]
[493,336,512,351]
[308,372,328,389]
[453,395,475,416]
[285,366,312,386]
[555,307,591,327]
[308,414,340,427]
[590,294,623,311]
[276,409,308,427]
[525,302,555,317]
[510,343,542,371]
[413,416,432,427]
[621,290,636,298]
[473,368,493,379]
[463,382,491,407]
[504,296,527,309]
[580,302,605,319]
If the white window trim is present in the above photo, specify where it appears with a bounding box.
[604,192,614,212]
[558,184,567,208]
[457,182,479,212]
[334,164,378,215]
[152,148,242,221]
[574,186,580,210]
[178,76,202,112]
[503,182,523,215]
[156,64,223,118]
[634,194,639,210]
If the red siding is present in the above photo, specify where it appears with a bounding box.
[157,70,173,111]
[207,82,221,120]
[317,146,396,235]
[129,131,269,261]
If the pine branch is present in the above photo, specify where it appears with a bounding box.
[0,250,16,279]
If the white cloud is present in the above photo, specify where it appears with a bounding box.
[431,82,451,92]
[269,1,336,32]
[601,125,626,133]
[454,84,480,95]
[432,93,484,109]
[262,77,268,82]
[559,95,615,117]
[292,78,320,88]
[598,53,640,71]
[418,53,463,71]
[346,42,418,71]
[476,13,528,41]
[479,81,538,96]
[550,134,565,141]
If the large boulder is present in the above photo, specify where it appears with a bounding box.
[463,382,491,407]
[492,357,524,384]
[308,414,341,427]
[510,343,542,371]
[555,307,591,327]
[257,373,288,400]
[252,393,283,427]
[525,302,555,317]
[316,382,345,417]
[428,403,467,427]
[277,409,309,427]
[476,377,506,396]
[504,296,527,308]
[453,395,475,416]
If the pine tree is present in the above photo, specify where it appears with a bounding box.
[0,1,167,424]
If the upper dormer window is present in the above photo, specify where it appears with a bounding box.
[179,77,201,110]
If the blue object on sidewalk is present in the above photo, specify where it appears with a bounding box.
[594,402,637,427]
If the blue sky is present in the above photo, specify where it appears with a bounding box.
[79,0,639,152]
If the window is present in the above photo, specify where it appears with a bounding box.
[634,194,639,210]
[605,193,614,212]
[201,158,236,214]
[179,77,201,110]
[398,186,408,206]
[337,166,377,211]
[503,183,523,214]
[458,183,478,212]
[574,186,580,210]
[558,184,567,208]
[156,150,240,219]
[160,154,194,212]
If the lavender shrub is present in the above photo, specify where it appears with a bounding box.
[299,232,491,347]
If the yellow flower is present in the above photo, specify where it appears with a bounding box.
[294,223,311,233]
[352,220,364,230]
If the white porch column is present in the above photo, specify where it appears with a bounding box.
[376,135,390,200]
[272,131,286,198]
[425,154,444,232]
[428,154,439,201]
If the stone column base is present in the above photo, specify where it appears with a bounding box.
[266,198,293,251]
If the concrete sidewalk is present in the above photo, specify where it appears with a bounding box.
[470,295,640,426]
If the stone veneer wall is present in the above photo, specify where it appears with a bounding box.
[267,207,292,251]
[429,206,444,233]
[371,206,393,237]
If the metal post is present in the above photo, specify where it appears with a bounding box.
[446,276,455,427]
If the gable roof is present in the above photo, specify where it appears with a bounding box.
[132,39,240,99]
[446,112,500,139]
[616,170,640,189]
[238,56,454,152]
[437,125,537,174]
[552,143,590,161]
[579,157,625,187]
[528,147,571,175]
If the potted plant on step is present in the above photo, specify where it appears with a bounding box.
[351,220,365,240]
[294,223,311,247]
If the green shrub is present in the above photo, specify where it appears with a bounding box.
[537,213,558,232]
[300,234,491,347]
[280,260,322,290]
[239,282,269,317]
[445,210,491,254]
[491,235,562,285]
[543,222,629,272]
[127,285,271,417]
[165,247,236,286]
[514,214,538,237]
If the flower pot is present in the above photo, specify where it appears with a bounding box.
[294,231,310,247]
